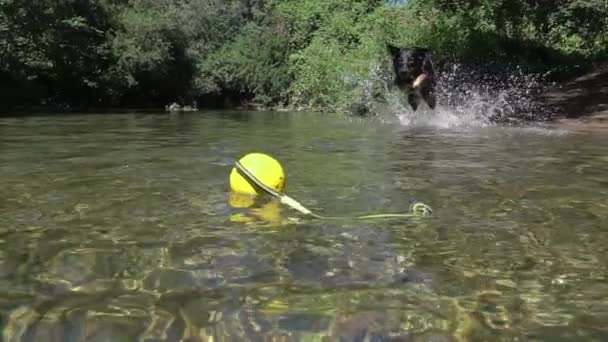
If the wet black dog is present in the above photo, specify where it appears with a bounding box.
[387,45,437,111]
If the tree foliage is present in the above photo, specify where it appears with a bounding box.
[1,0,607,112]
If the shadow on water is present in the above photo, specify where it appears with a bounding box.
[1,111,607,341]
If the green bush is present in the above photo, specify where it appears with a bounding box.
[281,0,608,114]
[2,0,607,112]
[195,21,291,107]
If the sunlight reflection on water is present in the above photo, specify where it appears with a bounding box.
[0,111,607,341]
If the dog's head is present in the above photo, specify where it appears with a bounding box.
[387,45,434,88]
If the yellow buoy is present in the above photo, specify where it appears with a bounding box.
[230,153,285,195]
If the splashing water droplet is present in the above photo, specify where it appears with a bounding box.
[365,62,552,128]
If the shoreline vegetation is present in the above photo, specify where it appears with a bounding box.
[2,0,607,121]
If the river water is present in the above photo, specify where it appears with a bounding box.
[1,111,607,341]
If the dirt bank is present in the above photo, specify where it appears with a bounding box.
[542,63,608,130]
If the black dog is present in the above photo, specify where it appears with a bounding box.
[387,45,437,111]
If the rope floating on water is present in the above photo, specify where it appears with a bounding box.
[234,161,432,220]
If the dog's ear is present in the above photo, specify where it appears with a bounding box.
[387,44,400,56]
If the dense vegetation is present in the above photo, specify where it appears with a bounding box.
[2,0,607,113]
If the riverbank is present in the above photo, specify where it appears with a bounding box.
[4,63,608,129]
[542,63,608,130]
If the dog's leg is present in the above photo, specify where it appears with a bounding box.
[427,93,436,109]
[421,87,436,109]
[407,92,420,111]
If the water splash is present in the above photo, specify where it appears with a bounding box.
[372,63,552,129]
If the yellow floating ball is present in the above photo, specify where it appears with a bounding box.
[230,153,286,195]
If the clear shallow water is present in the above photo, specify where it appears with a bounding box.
[0,111,607,341]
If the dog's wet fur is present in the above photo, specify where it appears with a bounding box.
[387,45,437,111]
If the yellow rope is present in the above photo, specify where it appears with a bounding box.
[234,161,432,220]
